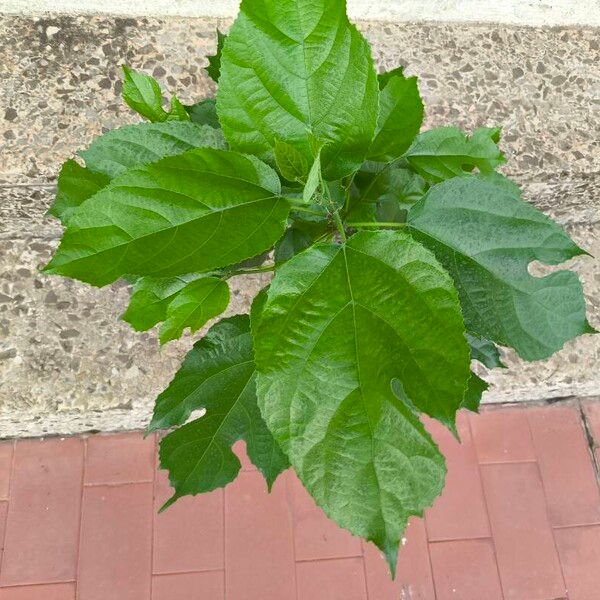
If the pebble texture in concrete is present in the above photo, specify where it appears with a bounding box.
[0,15,598,436]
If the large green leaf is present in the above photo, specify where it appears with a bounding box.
[255,231,470,573]
[368,68,423,162]
[159,277,230,344]
[48,160,110,224]
[409,175,592,360]
[155,315,288,507]
[217,0,379,180]
[44,148,290,286]
[461,372,488,412]
[80,121,226,180]
[406,126,505,183]
[49,122,226,224]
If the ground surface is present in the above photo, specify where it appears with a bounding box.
[1,400,600,599]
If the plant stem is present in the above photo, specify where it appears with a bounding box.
[227,264,276,277]
[347,222,406,228]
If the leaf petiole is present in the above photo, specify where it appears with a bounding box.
[347,222,406,228]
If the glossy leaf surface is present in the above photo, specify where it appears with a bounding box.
[45,149,290,286]
[217,0,379,179]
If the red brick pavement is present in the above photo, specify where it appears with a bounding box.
[1,401,600,599]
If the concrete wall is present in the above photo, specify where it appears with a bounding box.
[0,6,599,437]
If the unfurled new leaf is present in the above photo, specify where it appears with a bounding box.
[368,68,424,162]
[409,175,590,360]
[255,231,470,573]
[155,315,288,507]
[303,149,322,204]
[406,126,505,183]
[44,149,290,286]
[217,0,378,179]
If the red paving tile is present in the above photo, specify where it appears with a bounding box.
[481,462,566,600]
[152,571,224,600]
[363,518,435,600]
[554,525,600,600]
[0,443,13,501]
[296,557,367,600]
[429,539,503,600]
[0,583,76,600]
[582,400,600,445]
[84,432,156,485]
[470,408,536,463]
[288,472,362,560]
[0,438,83,586]
[528,405,600,526]
[153,469,223,574]
[0,503,7,569]
[232,440,256,472]
[224,470,296,600]
[0,403,599,598]
[77,483,153,600]
[425,415,490,541]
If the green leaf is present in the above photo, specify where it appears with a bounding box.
[303,149,322,204]
[406,126,505,183]
[409,175,591,360]
[206,30,226,83]
[80,121,226,179]
[166,96,191,122]
[461,372,488,412]
[368,68,424,162]
[159,277,230,344]
[353,166,426,225]
[122,274,204,332]
[49,122,225,225]
[44,148,290,286]
[274,140,309,182]
[255,230,470,573]
[122,66,189,122]
[274,227,314,264]
[185,99,220,128]
[48,160,110,224]
[466,333,505,369]
[122,66,169,122]
[155,315,288,507]
[217,0,379,180]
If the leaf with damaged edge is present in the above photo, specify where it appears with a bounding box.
[408,175,591,360]
[155,314,288,508]
[206,30,226,83]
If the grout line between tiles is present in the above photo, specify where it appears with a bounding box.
[467,415,506,600]
[74,437,87,600]
[0,441,16,581]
